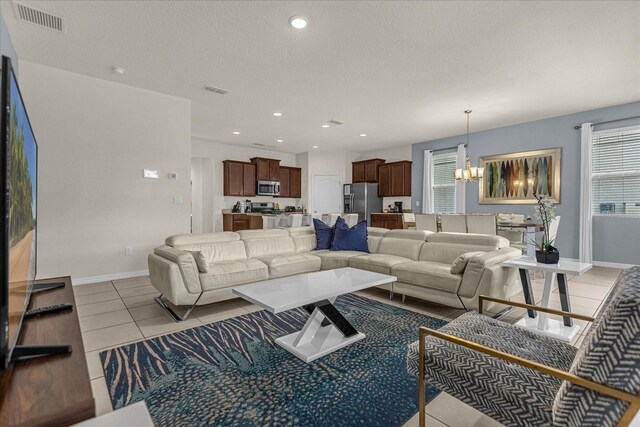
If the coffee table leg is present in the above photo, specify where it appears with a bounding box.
[314,300,359,337]
[557,274,573,327]
[519,268,537,318]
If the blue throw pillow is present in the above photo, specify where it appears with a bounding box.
[331,220,368,252]
[313,217,346,249]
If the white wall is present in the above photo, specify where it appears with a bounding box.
[191,137,302,231]
[358,145,413,211]
[19,61,192,283]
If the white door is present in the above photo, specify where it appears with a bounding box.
[312,175,341,214]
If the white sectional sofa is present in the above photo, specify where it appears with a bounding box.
[148,227,521,321]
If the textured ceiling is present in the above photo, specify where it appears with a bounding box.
[2,1,639,153]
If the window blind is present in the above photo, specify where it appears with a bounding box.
[592,127,640,216]
[433,154,456,213]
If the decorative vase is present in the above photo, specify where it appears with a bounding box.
[536,247,560,264]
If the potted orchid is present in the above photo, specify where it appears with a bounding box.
[533,192,559,263]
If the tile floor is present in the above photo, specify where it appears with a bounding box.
[76,266,621,426]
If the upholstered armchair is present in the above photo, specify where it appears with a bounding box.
[407,266,640,427]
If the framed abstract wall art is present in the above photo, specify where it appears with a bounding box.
[478,148,561,204]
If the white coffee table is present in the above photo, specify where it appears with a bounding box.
[502,257,592,342]
[232,267,396,362]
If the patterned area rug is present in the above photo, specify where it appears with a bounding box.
[100,293,447,426]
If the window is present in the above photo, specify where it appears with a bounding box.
[432,153,457,213]
[592,126,640,216]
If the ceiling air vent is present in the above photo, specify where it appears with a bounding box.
[13,1,65,33]
[329,119,344,125]
[203,85,230,95]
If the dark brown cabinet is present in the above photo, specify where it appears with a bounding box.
[378,164,391,197]
[223,214,263,231]
[289,167,302,198]
[370,213,403,229]
[223,161,256,196]
[251,157,281,181]
[378,160,412,197]
[276,166,302,199]
[352,159,385,183]
[279,166,291,198]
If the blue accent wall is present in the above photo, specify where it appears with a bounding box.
[1,14,18,74]
[412,101,640,262]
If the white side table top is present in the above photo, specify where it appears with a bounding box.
[233,267,396,313]
[502,256,592,275]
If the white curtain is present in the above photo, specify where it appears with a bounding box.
[579,123,593,263]
[422,150,434,213]
[455,144,466,213]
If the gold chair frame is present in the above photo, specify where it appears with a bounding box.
[417,295,640,427]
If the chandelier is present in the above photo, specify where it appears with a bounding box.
[454,110,484,182]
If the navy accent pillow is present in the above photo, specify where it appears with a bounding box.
[331,220,368,252]
[314,218,336,249]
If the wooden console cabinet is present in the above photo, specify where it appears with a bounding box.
[352,159,386,183]
[0,276,94,426]
[370,213,404,229]
[223,213,263,231]
[223,160,256,197]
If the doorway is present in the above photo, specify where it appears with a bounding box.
[312,174,341,214]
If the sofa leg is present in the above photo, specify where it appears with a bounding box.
[402,294,406,304]
[155,293,203,322]
[390,283,394,300]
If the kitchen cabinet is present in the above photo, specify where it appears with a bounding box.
[250,157,281,181]
[279,166,291,198]
[223,214,263,231]
[223,161,256,196]
[370,213,403,229]
[289,167,302,198]
[352,159,385,183]
[277,166,302,199]
[378,160,412,197]
[378,164,391,197]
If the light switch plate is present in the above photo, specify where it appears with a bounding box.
[168,172,178,180]
[143,169,159,179]
[173,195,184,204]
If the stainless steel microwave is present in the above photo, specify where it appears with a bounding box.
[257,180,280,196]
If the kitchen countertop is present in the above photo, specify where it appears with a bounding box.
[222,211,305,216]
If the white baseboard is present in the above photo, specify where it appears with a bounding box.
[73,269,150,286]
[593,261,635,270]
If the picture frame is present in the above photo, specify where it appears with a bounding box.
[478,148,561,204]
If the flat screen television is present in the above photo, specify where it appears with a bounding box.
[0,55,38,372]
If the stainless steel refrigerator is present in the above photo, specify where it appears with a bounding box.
[343,183,382,224]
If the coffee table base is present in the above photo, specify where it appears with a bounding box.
[515,317,581,343]
[275,299,365,363]
[276,329,365,363]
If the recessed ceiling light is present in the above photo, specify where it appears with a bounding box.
[360,133,367,137]
[111,66,125,74]
[312,145,319,149]
[289,16,308,29]
[233,131,240,135]
[322,124,330,128]
[276,139,284,143]
[273,112,283,117]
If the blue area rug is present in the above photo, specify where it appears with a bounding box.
[100,293,447,426]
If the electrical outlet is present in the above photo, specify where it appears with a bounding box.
[125,246,133,256]
[416,201,420,207]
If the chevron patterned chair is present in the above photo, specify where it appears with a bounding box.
[407,266,640,427]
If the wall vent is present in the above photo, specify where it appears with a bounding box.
[329,119,344,125]
[203,85,230,95]
[13,1,65,33]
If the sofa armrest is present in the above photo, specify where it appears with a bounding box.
[152,245,202,295]
[457,247,521,301]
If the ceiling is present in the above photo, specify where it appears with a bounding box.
[2,1,639,154]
